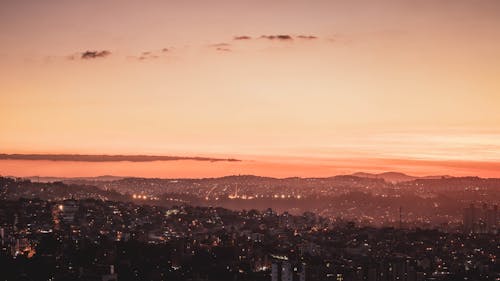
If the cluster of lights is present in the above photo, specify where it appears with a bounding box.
[228,195,255,200]
[270,254,288,261]
[204,194,305,200]
[273,194,302,199]
[132,194,148,200]
[221,194,303,200]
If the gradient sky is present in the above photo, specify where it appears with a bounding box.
[1,0,500,177]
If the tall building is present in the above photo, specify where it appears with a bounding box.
[58,199,79,224]
[101,265,118,281]
[463,203,498,234]
[282,261,292,281]
[272,262,280,281]
[0,227,4,246]
[271,255,306,281]
[486,205,498,233]
[463,204,477,233]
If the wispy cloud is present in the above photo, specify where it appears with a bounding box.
[234,36,252,40]
[216,47,231,52]
[208,43,232,52]
[260,35,293,41]
[65,33,321,62]
[0,154,241,162]
[136,51,160,60]
[296,35,317,40]
[130,48,172,61]
[209,43,231,47]
[80,50,111,59]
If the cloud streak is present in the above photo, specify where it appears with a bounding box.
[68,34,319,61]
[0,154,241,162]
[210,43,231,47]
[234,36,252,40]
[235,34,318,41]
[296,35,317,40]
[136,51,160,60]
[216,47,231,52]
[81,50,111,59]
[260,35,293,41]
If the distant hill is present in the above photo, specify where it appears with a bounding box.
[351,172,451,183]
[12,172,453,184]
[0,176,128,201]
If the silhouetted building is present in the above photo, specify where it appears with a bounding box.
[59,199,79,223]
[463,203,498,233]
[271,255,305,281]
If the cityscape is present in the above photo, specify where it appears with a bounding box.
[0,174,498,280]
[1,0,500,280]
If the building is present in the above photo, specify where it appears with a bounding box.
[463,203,498,234]
[271,255,306,281]
[101,265,118,281]
[59,199,79,224]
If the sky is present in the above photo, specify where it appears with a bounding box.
[1,0,500,178]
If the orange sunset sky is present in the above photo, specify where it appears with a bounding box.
[1,0,500,178]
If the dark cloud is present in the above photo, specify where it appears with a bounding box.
[296,35,318,40]
[81,50,111,59]
[0,154,241,163]
[161,48,169,52]
[260,35,293,41]
[234,36,252,40]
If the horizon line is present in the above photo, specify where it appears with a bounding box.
[0,153,241,163]
[2,172,490,182]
